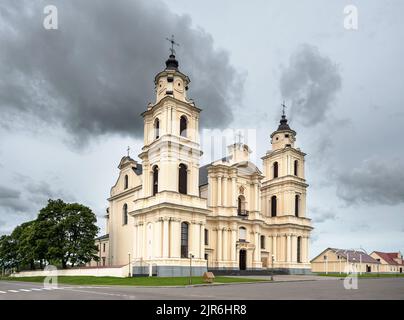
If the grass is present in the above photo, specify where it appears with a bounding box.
[316,273,404,278]
[0,275,266,286]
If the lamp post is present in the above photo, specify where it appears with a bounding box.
[271,254,275,281]
[189,253,194,285]
[128,252,131,277]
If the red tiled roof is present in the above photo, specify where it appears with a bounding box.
[329,248,380,264]
[372,251,404,266]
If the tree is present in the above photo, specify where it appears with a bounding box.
[0,235,17,270]
[14,221,37,270]
[36,199,99,268]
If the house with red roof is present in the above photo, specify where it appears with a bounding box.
[370,251,403,273]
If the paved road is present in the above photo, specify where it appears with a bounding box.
[0,278,403,300]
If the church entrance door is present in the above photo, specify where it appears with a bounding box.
[239,250,247,270]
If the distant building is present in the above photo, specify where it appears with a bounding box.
[91,234,110,267]
[370,251,403,273]
[311,248,380,274]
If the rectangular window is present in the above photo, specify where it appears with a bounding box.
[204,229,209,245]
[103,243,106,252]
[260,235,265,249]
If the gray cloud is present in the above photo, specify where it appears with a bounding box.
[336,157,404,206]
[0,0,243,145]
[0,177,74,219]
[280,44,341,126]
[0,185,20,199]
[310,206,337,223]
[350,222,370,232]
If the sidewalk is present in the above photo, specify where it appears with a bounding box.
[224,275,344,282]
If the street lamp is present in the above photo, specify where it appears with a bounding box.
[189,252,195,285]
[128,252,131,277]
[271,254,275,281]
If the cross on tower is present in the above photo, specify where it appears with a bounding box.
[281,101,287,116]
[127,146,130,157]
[165,35,179,56]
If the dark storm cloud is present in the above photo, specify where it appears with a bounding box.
[0,185,29,212]
[336,157,404,206]
[0,0,243,144]
[280,44,341,126]
[0,178,74,217]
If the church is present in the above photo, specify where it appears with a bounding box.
[97,47,313,276]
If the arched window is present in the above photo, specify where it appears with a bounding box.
[152,165,159,196]
[271,195,277,217]
[178,163,187,194]
[273,162,279,178]
[180,115,187,137]
[260,235,265,249]
[154,118,160,139]
[239,227,247,242]
[237,195,246,215]
[181,222,189,258]
[124,175,129,189]
[294,160,298,176]
[295,195,300,217]
[297,236,302,263]
[122,204,128,225]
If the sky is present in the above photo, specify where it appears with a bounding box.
[0,0,403,258]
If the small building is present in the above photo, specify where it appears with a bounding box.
[89,234,110,267]
[311,248,380,274]
[370,251,404,273]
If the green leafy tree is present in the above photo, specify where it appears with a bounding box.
[14,221,37,270]
[0,235,17,270]
[36,199,99,268]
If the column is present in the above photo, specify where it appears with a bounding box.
[216,228,222,262]
[191,222,200,258]
[137,223,143,259]
[154,219,162,258]
[286,234,291,262]
[208,176,213,207]
[254,182,259,211]
[231,228,237,262]
[169,218,180,258]
[272,235,277,262]
[200,223,205,259]
[162,218,169,258]
[217,176,222,206]
[232,177,237,207]
[172,219,181,258]
[291,235,297,263]
[223,176,228,207]
[223,228,228,261]
[133,224,138,259]
[142,222,147,258]
[254,232,259,262]
[303,236,309,263]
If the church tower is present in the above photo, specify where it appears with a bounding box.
[261,108,312,272]
[131,40,210,276]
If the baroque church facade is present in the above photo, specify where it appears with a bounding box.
[99,51,313,276]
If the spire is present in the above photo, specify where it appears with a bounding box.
[277,101,292,131]
[165,35,179,70]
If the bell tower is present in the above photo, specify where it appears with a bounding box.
[139,42,202,198]
[261,109,307,218]
[261,105,312,269]
[131,38,209,277]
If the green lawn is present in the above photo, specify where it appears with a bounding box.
[316,273,404,278]
[0,275,266,286]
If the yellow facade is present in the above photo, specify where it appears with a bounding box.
[97,53,313,276]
